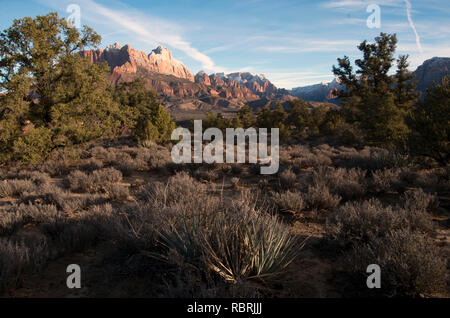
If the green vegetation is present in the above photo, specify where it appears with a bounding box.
[200,32,447,167]
[0,12,175,164]
[408,76,449,165]
[332,33,418,149]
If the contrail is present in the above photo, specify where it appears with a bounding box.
[404,0,423,53]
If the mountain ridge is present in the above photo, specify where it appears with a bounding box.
[289,57,450,102]
[80,44,294,110]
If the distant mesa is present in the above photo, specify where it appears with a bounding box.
[81,43,195,82]
[80,44,292,108]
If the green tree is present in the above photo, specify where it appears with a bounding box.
[116,79,175,143]
[0,12,121,162]
[409,76,449,165]
[256,105,290,141]
[319,109,346,135]
[286,99,310,137]
[309,106,328,136]
[0,75,33,162]
[236,105,254,128]
[332,33,418,148]
[394,55,420,112]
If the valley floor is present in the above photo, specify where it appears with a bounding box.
[0,137,449,298]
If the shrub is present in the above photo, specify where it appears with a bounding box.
[51,222,100,254]
[10,171,51,186]
[104,184,130,202]
[81,158,104,172]
[370,168,401,193]
[67,170,94,192]
[78,203,117,236]
[146,149,172,170]
[157,200,301,283]
[40,160,71,177]
[12,127,53,163]
[202,206,300,282]
[27,171,51,186]
[334,147,409,171]
[0,209,24,236]
[291,153,332,170]
[68,168,123,192]
[311,166,367,200]
[90,146,109,159]
[303,184,341,213]
[92,167,123,185]
[327,198,433,247]
[271,190,304,216]
[0,238,49,291]
[279,168,297,189]
[17,203,62,225]
[114,157,141,177]
[25,183,73,212]
[413,172,440,190]
[402,188,439,214]
[248,164,261,175]
[0,179,36,198]
[139,172,206,207]
[345,230,447,297]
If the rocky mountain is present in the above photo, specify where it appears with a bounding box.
[81,44,292,110]
[290,57,450,103]
[413,57,450,94]
[81,43,194,82]
[290,78,342,103]
[195,72,279,97]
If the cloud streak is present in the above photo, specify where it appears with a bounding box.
[404,0,423,53]
[38,0,226,72]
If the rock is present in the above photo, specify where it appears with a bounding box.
[81,44,194,82]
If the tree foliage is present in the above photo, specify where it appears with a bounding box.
[409,76,450,165]
[0,12,175,163]
[113,78,175,143]
[332,33,418,149]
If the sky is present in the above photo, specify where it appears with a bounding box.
[0,0,449,89]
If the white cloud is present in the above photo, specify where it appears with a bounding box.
[397,43,450,68]
[322,0,369,9]
[321,0,404,9]
[265,72,336,89]
[256,39,359,53]
[37,0,226,72]
[404,0,423,53]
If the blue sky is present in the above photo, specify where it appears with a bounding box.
[0,0,449,88]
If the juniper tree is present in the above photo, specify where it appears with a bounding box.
[394,55,420,112]
[236,105,254,128]
[286,99,310,137]
[332,33,418,149]
[409,76,450,165]
[113,77,175,143]
[0,12,121,162]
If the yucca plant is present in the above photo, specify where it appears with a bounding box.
[201,205,302,283]
[156,210,209,267]
[153,199,301,283]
